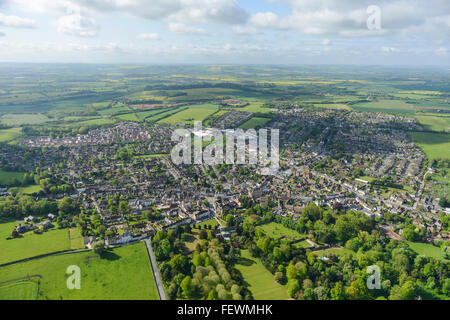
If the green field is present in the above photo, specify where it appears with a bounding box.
[353,100,416,115]
[239,117,270,129]
[0,127,22,143]
[8,184,42,194]
[0,170,25,185]
[314,103,351,111]
[257,222,306,241]
[408,132,450,160]
[1,113,49,125]
[158,104,218,124]
[0,221,85,265]
[235,250,288,300]
[407,242,447,261]
[115,112,139,121]
[414,115,450,133]
[197,219,220,228]
[0,281,39,300]
[0,242,159,300]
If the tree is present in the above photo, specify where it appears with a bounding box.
[331,282,345,300]
[287,279,300,298]
[180,276,193,298]
[389,281,415,300]
[93,241,107,257]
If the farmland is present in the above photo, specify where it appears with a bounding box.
[0,242,159,300]
[158,104,218,125]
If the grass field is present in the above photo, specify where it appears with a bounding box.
[408,132,450,160]
[407,242,447,261]
[0,127,22,143]
[414,115,450,133]
[1,113,49,125]
[115,112,139,121]
[0,242,159,300]
[0,281,39,300]
[0,221,85,265]
[158,104,218,125]
[257,222,306,241]
[235,250,288,300]
[0,170,24,185]
[353,100,416,115]
[9,184,42,194]
[314,103,351,111]
[239,117,270,129]
[197,219,220,228]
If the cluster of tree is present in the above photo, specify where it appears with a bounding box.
[152,226,252,300]
[235,203,449,300]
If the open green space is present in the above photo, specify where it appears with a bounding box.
[0,170,25,185]
[0,128,22,143]
[235,250,288,300]
[1,113,49,125]
[352,99,416,115]
[158,104,218,125]
[414,115,450,133]
[8,184,42,195]
[0,221,84,265]
[0,242,159,300]
[256,222,306,241]
[239,117,270,129]
[407,242,448,261]
[408,132,450,160]
[0,280,39,300]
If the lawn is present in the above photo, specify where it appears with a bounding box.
[408,132,450,160]
[158,104,218,125]
[257,222,306,241]
[239,117,270,129]
[0,221,85,265]
[0,127,22,143]
[0,242,159,300]
[407,242,447,261]
[197,219,220,228]
[0,170,25,185]
[235,250,288,300]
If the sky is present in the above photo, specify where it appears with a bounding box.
[0,0,449,65]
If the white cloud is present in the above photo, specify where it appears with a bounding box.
[55,13,98,37]
[137,33,160,40]
[0,31,5,36]
[231,25,261,35]
[0,12,36,28]
[7,0,248,24]
[381,46,400,53]
[169,22,207,35]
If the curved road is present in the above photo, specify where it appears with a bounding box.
[144,239,167,300]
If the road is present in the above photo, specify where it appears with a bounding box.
[144,239,167,300]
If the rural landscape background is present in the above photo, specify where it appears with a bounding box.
[0,0,449,302]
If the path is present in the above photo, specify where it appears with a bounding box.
[144,239,167,300]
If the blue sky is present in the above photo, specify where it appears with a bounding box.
[0,0,448,65]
